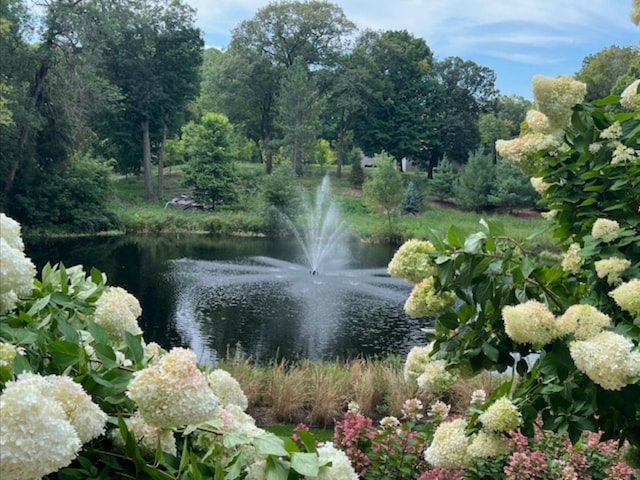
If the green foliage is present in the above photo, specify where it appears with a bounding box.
[363,152,404,231]
[181,112,238,209]
[488,159,537,211]
[348,151,365,188]
[257,165,302,234]
[454,151,495,210]
[427,157,458,200]
[391,86,640,455]
[400,180,424,215]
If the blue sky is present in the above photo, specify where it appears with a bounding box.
[184,0,639,99]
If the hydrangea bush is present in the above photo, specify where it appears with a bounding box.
[0,214,358,479]
[389,76,640,473]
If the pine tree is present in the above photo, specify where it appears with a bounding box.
[455,152,495,210]
[400,180,423,214]
[427,157,458,200]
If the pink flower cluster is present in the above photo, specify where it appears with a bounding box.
[333,411,376,475]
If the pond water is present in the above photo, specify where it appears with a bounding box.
[25,234,431,365]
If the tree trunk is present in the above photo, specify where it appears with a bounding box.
[141,119,155,201]
[157,121,167,199]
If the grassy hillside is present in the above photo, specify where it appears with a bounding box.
[108,163,552,248]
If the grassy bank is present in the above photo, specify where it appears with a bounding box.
[108,163,553,248]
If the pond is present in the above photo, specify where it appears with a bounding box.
[25,234,431,365]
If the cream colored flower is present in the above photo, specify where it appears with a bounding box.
[620,79,640,110]
[207,369,248,411]
[127,347,219,427]
[525,110,551,133]
[478,397,522,433]
[502,300,558,345]
[611,142,639,165]
[467,431,510,458]
[428,400,451,419]
[609,279,640,316]
[532,75,587,129]
[0,342,18,369]
[424,419,470,469]
[404,277,456,318]
[0,237,36,313]
[0,373,82,480]
[112,413,176,456]
[600,122,623,140]
[570,331,640,390]
[556,304,611,340]
[561,243,584,275]
[496,132,564,175]
[94,286,143,342]
[417,360,457,394]
[530,176,551,195]
[591,218,620,242]
[595,257,631,285]
[404,345,433,384]
[470,389,487,407]
[310,442,359,480]
[388,239,437,283]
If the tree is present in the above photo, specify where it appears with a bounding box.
[576,45,640,101]
[455,151,495,210]
[478,112,511,162]
[363,152,404,232]
[92,0,202,201]
[495,94,531,137]
[275,56,321,176]
[228,0,355,174]
[427,157,458,200]
[400,180,423,215]
[181,113,237,209]
[434,57,498,165]
[351,30,441,170]
[488,158,537,212]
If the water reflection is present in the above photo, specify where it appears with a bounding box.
[25,235,431,365]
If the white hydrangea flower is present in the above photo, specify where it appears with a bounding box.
[556,304,611,340]
[496,132,565,175]
[530,176,551,195]
[404,277,456,318]
[127,347,218,427]
[502,300,558,345]
[112,413,177,456]
[570,331,640,390]
[611,141,639,165]
[588,142,602,154]
[309,442,359,480]
[416,360,457,394]
[620,79,640,110]
[599,122,623,140]
[595,257,631,285]
[401,398,424,421]
[388,239,437,283]
[591,218,620,242]
[0,237,36,313]
[380,416,401,429]
[470,389,487,407]
[609,279,640,316]
[561,243,584,275]
[207,369,248,411]
[532,75,587,129]
[525,110,551,133]
[404,344,433,384]
[0,213,25,251]
[94,286,143,342]
[428,400,451,419]
[0,342,18,368]
[48,375,107,443]
[0,373,82,480]
[478,397,522,433]
[467,431,510,458]
[424,418,470,469]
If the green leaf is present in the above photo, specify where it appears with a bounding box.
[295,429,318,454]
[49,340,82,368]
[93,343,119,369]
[481,342,499,362]
[255,434,289,457]
[125,331,144,365]
[291,452,320,477]
[86,321,110,345]
[57,319,80,344]
[446,225,466,248]
[50,291,76,309]
[26,295,51,316]
[463,231,487,254]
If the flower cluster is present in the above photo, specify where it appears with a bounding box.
[621,79,640,110]
[531,75,587,129]
[0,372,106,480]
[94,286,143,342]
[594,257,631,285]
[569,331,640,390]
[424,418,470,469]
[127,347,219,427]
[561,242,583,274]
[314,442,360,480]
[207,368,248,410]
[388,239,437,283]
[609,279,640,316]
[0,214,36,314]
[112,413,177,456]
[478,397,522,433]
[556,304,611,340]
[404,344,458,394]
[495,132,565,175]
[591,218,620,242]
[332,411,376,474]
[501,300,558,345]
[405,277,456,318]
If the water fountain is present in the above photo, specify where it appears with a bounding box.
[165,175,424,364]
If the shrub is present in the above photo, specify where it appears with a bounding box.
[454,151,495,210]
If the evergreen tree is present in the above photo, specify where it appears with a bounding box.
[455,152,495,210]
[349,152,365,188]
[427,157,458,200]
[488,159,537,212]
[400,180,423,215]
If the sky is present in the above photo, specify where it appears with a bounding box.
[184,0,639,99]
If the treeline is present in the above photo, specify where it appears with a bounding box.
[0,0,638,232]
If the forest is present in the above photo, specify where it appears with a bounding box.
[0,0,638,232]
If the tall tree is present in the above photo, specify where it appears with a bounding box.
[92,0,202,200]
[351,30,441,170]
[434,56,498,165]
[227,0,355,174]
[275,56,321,176]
